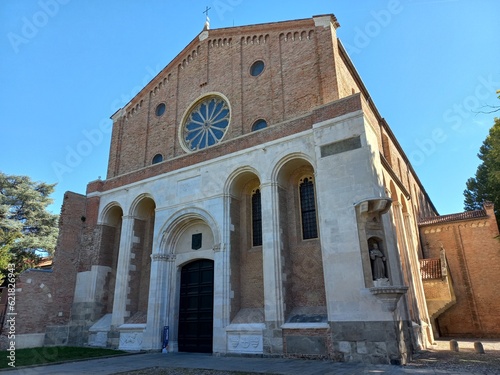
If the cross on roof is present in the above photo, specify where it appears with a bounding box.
[203,6,211,21]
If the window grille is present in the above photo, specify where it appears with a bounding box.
[300,177,318,239]
[252,189,262,246]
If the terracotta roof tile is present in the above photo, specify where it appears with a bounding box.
[419,210,487,226]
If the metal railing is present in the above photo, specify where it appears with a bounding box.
[420,258,442,280]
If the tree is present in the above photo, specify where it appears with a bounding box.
[477,90,500,114]
[0,172,59,285]
[463,117,500,224]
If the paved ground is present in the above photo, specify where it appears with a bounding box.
[2,339,500,375]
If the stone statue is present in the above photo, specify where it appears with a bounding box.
[370,242,386,280]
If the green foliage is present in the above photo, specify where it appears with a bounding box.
[464,117,500,224]
[0,172,59,285]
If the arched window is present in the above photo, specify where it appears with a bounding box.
[251,188,262,246]
[299,176,318,239]
[152,154,163,164]
[251,119,267,131]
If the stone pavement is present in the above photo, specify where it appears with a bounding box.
[1,348,498,375]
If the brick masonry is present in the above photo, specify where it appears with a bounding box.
[4,15,490,365]
[420,203,500,337]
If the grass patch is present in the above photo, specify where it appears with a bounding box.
[0,346,127,368]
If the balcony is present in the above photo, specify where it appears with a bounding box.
[420,249,456,328]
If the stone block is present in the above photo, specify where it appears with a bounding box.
[44,326,69,346]
[88,331,108,347]
[356,341,368,354]
[338,341,351,353]
[286,336,327,355]
[474,341,485,354]
[331,321,365,341]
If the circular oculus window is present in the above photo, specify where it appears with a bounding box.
[250,60,265,77]
[182,95,230,151]
[155,103,166,116]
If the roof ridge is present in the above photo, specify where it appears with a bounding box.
[419,209,487,226]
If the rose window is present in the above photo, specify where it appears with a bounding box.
[182,95,230,151]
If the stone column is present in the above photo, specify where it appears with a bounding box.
[111,215,134,327]
[212,243,227,353]
[260,181,284,353]
[142,251,176,350]
[392,203,412,290]
[389,203,415,360]
[403,211,433,347]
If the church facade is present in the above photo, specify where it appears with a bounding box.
[8,14,499,365]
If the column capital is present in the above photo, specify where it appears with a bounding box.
[260,181,281,190]
[213,243,224,252]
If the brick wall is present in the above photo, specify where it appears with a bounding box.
[106,16,344,179]
[282,165,325,315]
[11,192,87,336]
[420,204,500,337]
[230,176,265,317]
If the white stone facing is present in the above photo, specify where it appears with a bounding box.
[226,324,264,354]
[118,324,146,351]
[313,15,334,28]
[88,313,112,347]
[90,109,408,354]
[73,266,111,303]
[177,175,201,198]
[227,333,262,353]
[14,333,45,349]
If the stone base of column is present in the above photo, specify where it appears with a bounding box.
[282,324,331,359]
[330,320,413,365]
[262,321,283,355]
[106,327,121,349]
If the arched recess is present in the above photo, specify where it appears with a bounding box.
[159,207,220,256]
[99,203,123,313]
[226,167,264,324]
[274,155,326,322]
[153,207,220,353]
[127,194,156,322]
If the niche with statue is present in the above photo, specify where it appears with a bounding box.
[355,197,408,312]
[354,198,392,287]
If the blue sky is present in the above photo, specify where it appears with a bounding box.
[1,0,499,216]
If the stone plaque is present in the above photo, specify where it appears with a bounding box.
[227,333,263,353]
[320,136,361,157]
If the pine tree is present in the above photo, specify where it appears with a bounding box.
[0,172,59,285]
[463,117,500,224]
